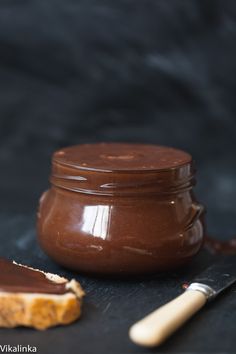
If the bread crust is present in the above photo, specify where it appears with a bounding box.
[0,262,85,330]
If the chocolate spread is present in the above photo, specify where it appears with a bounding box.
[0,258,68,294]
[205,236,236,255]
[37,143,205,275]
[53,143,192,171]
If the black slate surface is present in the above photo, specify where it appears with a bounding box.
[1,1,236,352]
[0,213,235,354]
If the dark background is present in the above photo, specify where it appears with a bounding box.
[0,0,236,353]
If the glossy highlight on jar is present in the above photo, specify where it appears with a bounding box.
[37,143,205,275]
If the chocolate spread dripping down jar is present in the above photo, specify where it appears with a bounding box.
[37,143,205,275]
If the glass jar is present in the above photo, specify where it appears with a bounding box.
[37,143,205,275]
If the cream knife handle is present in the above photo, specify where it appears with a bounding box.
[129,289,207,347]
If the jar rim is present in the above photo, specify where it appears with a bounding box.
[53,143,192,174]
[51,161,195,197]
[53,157,193,174]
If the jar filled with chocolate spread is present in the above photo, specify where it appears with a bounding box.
[37,143,205,275]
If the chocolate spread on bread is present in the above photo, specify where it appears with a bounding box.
[0,258,68,294]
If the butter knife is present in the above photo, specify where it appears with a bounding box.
[129,257,236,347]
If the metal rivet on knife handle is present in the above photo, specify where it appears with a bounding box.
[186,282,216,300]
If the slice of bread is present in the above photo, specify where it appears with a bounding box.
[0,261,85,330]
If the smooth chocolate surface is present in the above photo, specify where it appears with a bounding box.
[37,143,204,275]
[0,258,68,294]
[53,143,192,171]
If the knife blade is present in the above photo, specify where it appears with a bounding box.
[129,257,236,347]
[187,256,236,300]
